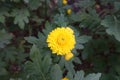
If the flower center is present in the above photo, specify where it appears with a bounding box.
[57,35,66,45]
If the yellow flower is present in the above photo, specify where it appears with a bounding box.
[47,27,76,55]
[62,77,69,80]
[64,52,74,61]
[67,9,72,15]
[62,0,67,5]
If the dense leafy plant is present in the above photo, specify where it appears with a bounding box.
[0,0,120,80]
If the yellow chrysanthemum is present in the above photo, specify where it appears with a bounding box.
[62,77,69,80]
[67,9,72,15]
[64,52,74,61]
[47,27,76,55]
[62,0,67,5]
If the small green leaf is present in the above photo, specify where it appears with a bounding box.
[0,29,13,48]
[65,61,75,76]
[74,71,85,80]
[28,0,42,10]
[0,68,8,76]
[77,0,95,8]
[101,16,120,41]
[73,57,82,64]
[77,35,91,44]
[30,45,41,61]
[25,45,51,80]
[0,7,9,23]
[50,64,62,80]
[25,32,47,49]
[54,14,68,26]
[68,70,101,80]
[43,21,54,36]
[24,0,29,3]
[42,54,52,74]
[67,71,74,80]
[24,36,38,44]
[114,2,120,11]
[11,8,30,29]
[84,73,101,80]
[75,44,84,49]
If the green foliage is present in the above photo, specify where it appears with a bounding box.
[11,8,30,29]
[26,0,43,10]
[75,35,91,49]
[24,45,101,80]
[54,14,68,26]
[24,45,62,80]
[101,15,120,41]
[50,64,62,80]
[0,29,13,48]
[1,0,120,80]
[24,45,52,80]
[72,70,101,80]
[67,70,101,80]
[0,7,9,23]
[114,2,120,11]
[24,21,52,48]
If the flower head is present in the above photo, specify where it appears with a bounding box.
[64,52,74,60]
[62,77,69,80]
[47,27,76,56]
[63,0,68,5]
[67,9,72,15]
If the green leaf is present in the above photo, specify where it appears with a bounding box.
[73,57,82,64]
[0,60,6,68]
[65,61,75,76]
[101,16,120,41]
[42,54,52,74]
[25,45,51,80]
[81,50,88,60]
[75,44,84,49]
[84,73,101,80]
[30,45,41,61]
[54,14,68,26]
[100,74,116,80]
[114,2,120,11]
[74,71,84,80]
[24,36,38,44]
[75,35,91,50]
[28,0,42,10]
[67,71,74,80]
[101,16,114,28]
[69,13,82,23]
[43,21,54,36]
[0,68,8,76]
[0,7,9,23]
[76,0,95,8]
[24,0,29,3]
[77,35,91,44]
[25,31,47,49]
[2,47,26,63]
[68,70,101,80]
[11,8,30,29]
[58,56,65,69]
[0,29,13,48]
[50,64,62,80]
[10,0,20,2]
[37,32,47,48]
[115,64,120,75]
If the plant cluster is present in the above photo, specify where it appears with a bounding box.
[0,0,120,80]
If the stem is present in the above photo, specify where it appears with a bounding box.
[45,0,47,18]
[28,25,32,36]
